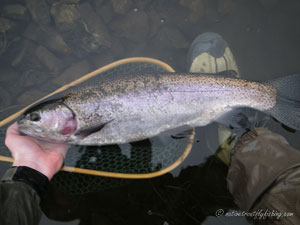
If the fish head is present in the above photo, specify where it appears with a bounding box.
[18,99,77,142]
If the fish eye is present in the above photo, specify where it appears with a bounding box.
[29,112,41,122]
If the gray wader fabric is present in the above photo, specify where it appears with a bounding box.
[227,128,300,224]
[0,168,42,225]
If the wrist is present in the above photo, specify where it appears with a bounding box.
[12,160,57,180]
[1,166,50,197]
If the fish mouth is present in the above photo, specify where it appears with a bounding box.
[18,119,43,137]
[17,122,28,135]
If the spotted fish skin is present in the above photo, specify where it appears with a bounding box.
[18,72,300,145]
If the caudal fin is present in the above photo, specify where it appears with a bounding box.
[267,74,300,130]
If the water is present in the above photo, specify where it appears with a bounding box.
[0,0,300,224]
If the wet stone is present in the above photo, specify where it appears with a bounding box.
[19,69,50,88]
[0,30,9,56]
[218,0,235,14]
[3,4,29,21]
[125,43,147,57]
[88,51,114,70]
[50,2,80,31]
[0,87,12,108]
[25,0,51,26]
[24,24,69,55]
[0,17,16,33]
[58,23,94,57]
[205,7,220,22]
[36,26,69,55]
[4,79,24,98]
[151,0,189,28]
[110,36,125,58]
[38,80,59,93]
[47,0,80,4]
[111,0,132,14]
[52,60,91,86]
[153,27,189,49]
[22,23,38,41]
[95,2,114,24]
[51,2,110,57]
[78,2,111,48]
[17,89,48,106]
[0,65,19,83]
[259,0,279,10]
[110,11,149,43]
[147,11,163,38]
[179,0,205,22]
[133,0,152,11]
[92,0,105,10]
[9,39,43,72]
[35,45,64,72]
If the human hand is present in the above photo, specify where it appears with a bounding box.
[5,122,69,180]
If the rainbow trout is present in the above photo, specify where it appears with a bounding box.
[18,72,300,145]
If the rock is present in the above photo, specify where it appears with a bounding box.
[35,45,64,72]
[19,69,50,88]
[179,0,205,22]
[0,87,12,108]
[147,11,163,38]
[95,2,114,24]
[0,18,17,56]
[38,81,58,93]
[17,89,48,105]
[126,43,147,57]
[0,33,7,56]
[51,2,110,57]
[0,17,16,33]
[50,2,80,31]
[92,0,105,10]
[110,11,149,42]
[59,23,95,57]
[259,0,279,10]
[88,51,114,69]
[153,27,189,49]
[22,23,38,41]
[24,23,69,55]
[52,60,91,86]
[205,7,220,23]
[3,4,29,21]
[0,65,19,83]
[47,0,80,4]
[78,2,111,48]
[9,39,43,72]
[133,0,152,11]
[110,37,125,58]
[111,0,132,14]
[37,26,70,55]
[218,0,235,14]
[4,79,24,98]
[25,0,51,26]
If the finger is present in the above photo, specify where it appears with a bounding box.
[6,122,20,136]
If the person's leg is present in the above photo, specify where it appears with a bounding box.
[187,32,239,75]
[187,32,240,163]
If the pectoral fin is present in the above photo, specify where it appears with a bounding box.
[157,125,194,145]
[74,120,113,139]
